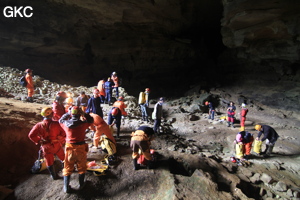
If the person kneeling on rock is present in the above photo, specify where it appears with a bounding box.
[130,126,155,170]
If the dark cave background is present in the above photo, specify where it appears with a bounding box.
[0,0,299,98]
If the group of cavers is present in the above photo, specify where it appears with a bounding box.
[205,101,280,163]
[24,68,163,193]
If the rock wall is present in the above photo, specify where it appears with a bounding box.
[0,0,223,97]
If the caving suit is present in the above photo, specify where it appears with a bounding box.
[107,107,122,138]
[235,131,254,159]
[86,96,103,118]
[28,118,66,166]
[111,75,119,98]
[153,101,163,133]
[139,92,150,121]
[113,100,127,116]
[227,105,236,127]
[208,102,215,120]
[59,113,93,176]
[25,73,34,101]
[52,101,66,121]
[90,113,116,147]
[257,125,279,155]
[104,80,113,103]
[130,127,154,161]
[97,80,106,103]
[240,107,248,130]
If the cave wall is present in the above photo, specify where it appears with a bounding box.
[220,0,300,82]
[0,0,223,97]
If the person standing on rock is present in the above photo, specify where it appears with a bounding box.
[227,101,236,128]
[255,124,279,157]
[52,91,67,121]
[104,77,114,105]
[28,107,66,180]
[25,68,34,102]
[239,103,248,131]
[152,97,164,134]
[205,101,215,120]
[85,89,103,118]
[130,126,155,170]
[138,88,150,122]
[97,78,106,103]
[111,71,120,98]
[107,107,122,138]
[59,106,94,193]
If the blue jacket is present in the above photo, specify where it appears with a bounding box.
[85,96,103,118]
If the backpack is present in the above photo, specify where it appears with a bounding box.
[19,76,27,87]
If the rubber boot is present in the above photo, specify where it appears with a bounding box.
[47,165,57,180]
[63,176,71,193]
[78,173,86,190]
[231,122,235,128]
[116,129,120,138]
[133,159,139,170]
[261,145,269,155]
[265,145,274,157]
[227,121,230,127]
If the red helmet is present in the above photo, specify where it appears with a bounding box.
[57,91,67,98]
[71,106,80,115]
[111,107,119,116]
[25,68,32,73]
[145,88,150,92]
[93,89,100,94]
[118,96,124,101]
[205,101,209,106]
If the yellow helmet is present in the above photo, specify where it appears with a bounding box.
[41,107,53,117]
[240,126,245,131]
[255,125,262,131]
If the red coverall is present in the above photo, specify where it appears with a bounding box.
[240,108,248,127]
[28,119,66,166]
[52,101,66,121]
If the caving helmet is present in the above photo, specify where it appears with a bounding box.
[71,106,80,116]
[159,97,164,102]
[145,88,150,92]
[112,72,117,75]
[255,125,262,131]
[241,103,246,107]
[111,107,119,116]
[205,101,209,106]
[118,96,124,101]
[57,91,67,98]
[93,89,100,95]
[25,68,32,73]
[41,107,53,117]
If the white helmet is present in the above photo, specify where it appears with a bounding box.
[241,103,246,107]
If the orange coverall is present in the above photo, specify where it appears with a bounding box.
[113,100,127,116]
[59,113,93,176]
[97,80,106,97]
[25,73,34,97]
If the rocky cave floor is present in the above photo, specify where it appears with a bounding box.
[0,93,300,200]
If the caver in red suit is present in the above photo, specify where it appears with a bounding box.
[52,91,67,121]
[28,107,66,180]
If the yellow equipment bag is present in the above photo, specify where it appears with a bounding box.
[138,92,145,104]
[253,140,262,154]
[100,135,116,156]
[30,149,47,174]
[235,144,244,159]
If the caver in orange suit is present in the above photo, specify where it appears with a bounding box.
[25,69,34,102]
[113,97,127,116]
[90,113,115,148]
[59,106,93,193]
